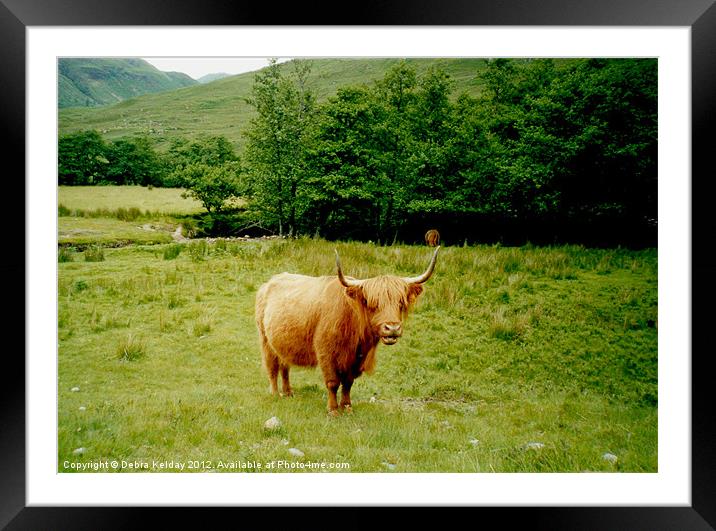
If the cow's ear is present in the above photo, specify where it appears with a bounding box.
[345,285,365,303]
[407,283,423,303]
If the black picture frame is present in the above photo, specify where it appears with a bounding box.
[6,0,715,528]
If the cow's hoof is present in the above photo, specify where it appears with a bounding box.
[342,404,353,413]
[281,391,294,398]
[327,409,340,418]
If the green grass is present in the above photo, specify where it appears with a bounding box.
[58,237,657,473]
[59,217,175,247]
[59,186,203,215]
[57,186,205,247]
[83,245,105,262]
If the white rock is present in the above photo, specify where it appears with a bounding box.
[71,387,80,392]
[469,438,480,447]
[602,452,618,463]
[381,462,397,470]
[288,448,305,458]
[78,406,86,411]
[369,396,377,403]
[264,416,281,430]
[72,447,86,455]
[524,442,545,450]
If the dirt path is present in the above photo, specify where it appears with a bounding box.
[171,225,189,242]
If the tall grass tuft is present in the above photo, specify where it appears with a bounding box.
[488,307,528,340]
[116,334,146,361]
[58,247,74,262]
[213,239,227,254]
[73,279,88,293]
[188,240,208,262]
[192,306,216,337]
[163,244,183,260]
[116,207,143,222]
[84,245,105,262]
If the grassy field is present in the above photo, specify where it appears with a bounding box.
[58,186,203,247]
[59,185,203,215]
[58,232,658,473]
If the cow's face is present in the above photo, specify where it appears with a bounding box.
[345,278,423,345]
[335,247,440,346]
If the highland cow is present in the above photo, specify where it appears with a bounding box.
[255,247,439,415]
[425,229,440,247]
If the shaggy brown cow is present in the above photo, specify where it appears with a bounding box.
[425,229,440,247]
[255,247,440,415]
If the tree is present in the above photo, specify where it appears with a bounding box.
[58,130,108,185]
[175,161,242,214]
[243,59,316,236]
[306,63,458,240]
[303,85,384,239]
[164,135,243,213]
[104,136,163,186]
[166,136,238,170]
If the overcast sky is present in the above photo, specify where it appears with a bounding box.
[142,57,291,80]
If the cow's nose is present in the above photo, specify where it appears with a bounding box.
[381,323,402,336]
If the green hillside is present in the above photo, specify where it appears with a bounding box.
[58,58,492,151]
[197,72,231,84]
[58,58,198,109]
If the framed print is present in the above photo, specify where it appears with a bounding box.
[7,0,716,528]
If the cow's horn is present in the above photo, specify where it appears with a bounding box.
[335,249,362,288]
[403,246,440,284]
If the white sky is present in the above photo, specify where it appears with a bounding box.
[142,57,290,80]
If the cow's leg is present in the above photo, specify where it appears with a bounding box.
[260,337,280,396]
[280,365,293,397]
[339,375,354,412]
[318,363,340,415]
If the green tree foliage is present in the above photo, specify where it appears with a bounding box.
[166,136,238,171]
[295,58,656,244]
[175,162,242,213]
[58,130,108,185]
[59,132,166,187]
[474,58,657,232]
[166,136,243,213]
[302,85,384,238]
[104,136,164,186]
[243,59,316,236]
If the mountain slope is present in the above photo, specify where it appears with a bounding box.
[58,58,492,149]
[58,58,198,108]
[197,72,231,84]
